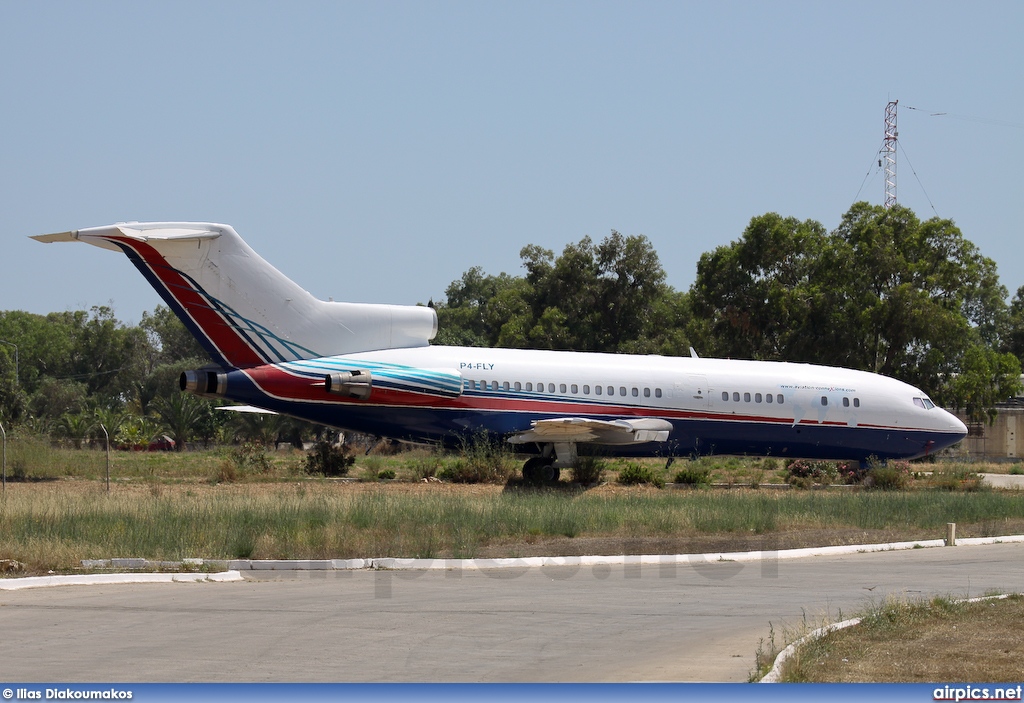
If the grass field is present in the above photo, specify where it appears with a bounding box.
[753,594,1024,683]
[1,441,1022,573]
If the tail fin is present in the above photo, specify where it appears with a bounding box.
[33,223,437,368]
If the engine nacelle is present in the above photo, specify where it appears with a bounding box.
[180,369,228,397]
[323,367,463,399]
[324,370,373,400]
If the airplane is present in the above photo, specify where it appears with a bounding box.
[33,222,968,481]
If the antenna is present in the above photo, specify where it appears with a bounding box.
[882,100,898,208]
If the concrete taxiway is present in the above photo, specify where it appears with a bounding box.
[1,541,1022,682]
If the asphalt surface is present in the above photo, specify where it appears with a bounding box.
[2,541,1022,682]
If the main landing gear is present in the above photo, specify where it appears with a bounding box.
[522,457,561,484]
[520,442,575,484]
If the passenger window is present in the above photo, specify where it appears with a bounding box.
[560,383,567,393]
[607,386,614,396]
[583,385,590,394]
[733,392,740,402]
[644,388,651,398]
[525,382,533,391]
[722,391,729,401]
[596,386,602,396]
[744,392,751,402]
[514,381,522,391]
[655,388,662,398]
[500,381,508,391]
[548,383,555,393]
[618,387,625,396]
[854,398,860,408]
[843,397,849,407]
[777,394,784,404]
[571,384,578,394]
[821,396,828,406]
[766,393,773,404]
[538,381,544,391]
[755,393,762,403]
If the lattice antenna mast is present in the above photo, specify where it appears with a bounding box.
[882,100,898,208]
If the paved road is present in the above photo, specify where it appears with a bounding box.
[2,542,1022,682]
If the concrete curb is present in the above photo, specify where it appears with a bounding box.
[3,535,1021,590]
[0,570,244,591]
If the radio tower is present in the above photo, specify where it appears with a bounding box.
[882,100,898,208]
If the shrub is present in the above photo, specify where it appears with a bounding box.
[571,456,605,485]
[438,434,516,483]
[865,464,910,490]
[410,451,443,480]
[304,441,354,477]
[784,459,838,488]
[673,466,712,487]
[222,442,273,480]
[617,462,665,488]
[377,469,396,480]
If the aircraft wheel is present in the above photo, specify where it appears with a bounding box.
[523,458,561,484]
[522,457,543,483]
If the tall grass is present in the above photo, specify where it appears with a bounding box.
[2,487,1023,572]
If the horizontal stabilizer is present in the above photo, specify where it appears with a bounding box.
[215,405,279,415]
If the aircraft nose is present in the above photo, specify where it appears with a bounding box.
[945,410,968,437]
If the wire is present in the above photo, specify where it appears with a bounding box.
[905,105,1024,130]
[897,140,939,217]
[854,139,888,203]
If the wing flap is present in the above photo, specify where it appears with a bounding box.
[509,417,672,446]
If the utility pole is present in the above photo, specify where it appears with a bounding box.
[882,100,898,208]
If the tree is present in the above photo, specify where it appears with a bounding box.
[435,231,689,355]
[151,393,212,451]
[689,203,1020,414]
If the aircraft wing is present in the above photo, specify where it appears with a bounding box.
[508,417,672,446]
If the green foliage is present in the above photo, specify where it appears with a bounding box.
[688,203,1018,421]
[151,393,212,451]
[230,442,273,475]
[303,440,354,477]
[438,434,516,483]
[616,462,665,488]
[408,451,442,480]
[377,469,396,480]
[784,459,839,488]
[673,466,712,486]
[865,461,912,491]
[434,231,689,354]
[570,456,606,485]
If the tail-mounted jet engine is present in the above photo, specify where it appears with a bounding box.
[180,369,228,397]
[324,370,373,400]
[324,367,464,400]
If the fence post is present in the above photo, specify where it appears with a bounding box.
[101,424,110,493]
[1,421,6,493]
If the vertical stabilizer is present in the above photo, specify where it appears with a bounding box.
[33,223,437,367]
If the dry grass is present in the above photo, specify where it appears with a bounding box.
[770,595,1024,682]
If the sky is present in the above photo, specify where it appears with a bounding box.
[2,1,1022,325]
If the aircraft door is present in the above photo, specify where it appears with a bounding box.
[676,374,711,408]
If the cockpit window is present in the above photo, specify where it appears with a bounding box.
[913,397,936,410]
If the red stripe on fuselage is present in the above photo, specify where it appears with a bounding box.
[242,364,822,425]
[106,236,265,367]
